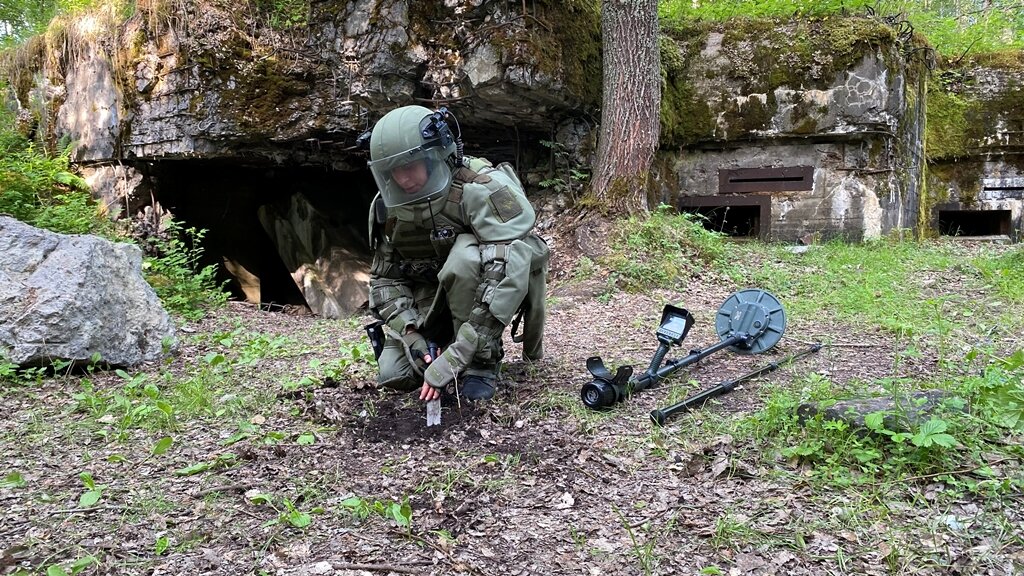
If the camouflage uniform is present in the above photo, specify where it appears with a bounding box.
[366,106,547,398]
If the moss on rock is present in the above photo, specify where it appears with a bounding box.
[658,15,905,147]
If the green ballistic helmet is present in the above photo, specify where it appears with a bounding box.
[368,105,459,207]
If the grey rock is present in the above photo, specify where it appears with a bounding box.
[0,216,177,367]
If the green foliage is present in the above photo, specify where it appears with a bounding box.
[248,492,320,529]
[69,344,257,439]
[1,471,27,488]
[341,495,413,528]
[961,349,1024,431]
[71,370,177,437]
[0,355,17,383]
[0,106,110,235]
[604,205,729,292]
[973,247,1024,302]
[174,453,238,476]
[538,140,589,203]
[43,556,97,576]
[142,221,229,321]
[1,0,132,46]
[253,0,309,29]
[742,350,1024,489]
[660,0,875,20]
[77,471,105,507]
[281,341,376,392]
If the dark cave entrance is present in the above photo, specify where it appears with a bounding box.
[678,195,770,239]
[145,159,377,309]
[938,209,1012,238]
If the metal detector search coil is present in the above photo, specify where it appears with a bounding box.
[580,289,787,411]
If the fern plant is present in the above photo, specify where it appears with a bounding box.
[142,221,228,321]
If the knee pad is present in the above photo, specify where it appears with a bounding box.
[376,338,420,391]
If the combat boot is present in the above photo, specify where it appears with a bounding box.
[458,374,496,401]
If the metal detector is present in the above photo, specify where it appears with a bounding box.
[580,289,787,410]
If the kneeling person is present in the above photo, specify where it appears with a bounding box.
[364,105,547,402]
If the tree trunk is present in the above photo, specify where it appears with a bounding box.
[589,0,661,217]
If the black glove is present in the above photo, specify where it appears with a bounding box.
[402,330,429,365]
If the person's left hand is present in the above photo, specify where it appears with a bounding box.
[418,351,441,401]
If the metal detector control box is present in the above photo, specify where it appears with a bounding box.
[655,305,694,345]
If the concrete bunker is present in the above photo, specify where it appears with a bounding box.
[679,195,770,239]
[678,166,817,240]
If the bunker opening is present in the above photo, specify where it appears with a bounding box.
[938,209,1012,238]
[678,196,770,239]
[141,159,376,312]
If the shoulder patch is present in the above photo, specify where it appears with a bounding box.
[487,187,524,223]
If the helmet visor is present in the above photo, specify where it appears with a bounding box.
[368,145,453,207]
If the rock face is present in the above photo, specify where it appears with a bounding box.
[0,216,177,367]
[16,0,601,166]
[657,17,931,242]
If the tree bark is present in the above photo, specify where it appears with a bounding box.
[589,0,661,217]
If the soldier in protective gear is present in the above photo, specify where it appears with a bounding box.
[365,105,548,402]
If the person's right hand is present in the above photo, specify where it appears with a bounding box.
[419,379,441,402]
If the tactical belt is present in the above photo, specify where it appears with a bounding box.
[398,259,441,281]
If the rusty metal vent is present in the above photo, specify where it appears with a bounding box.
[719,166,814,193]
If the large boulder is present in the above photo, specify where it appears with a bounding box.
[0,216,177,367]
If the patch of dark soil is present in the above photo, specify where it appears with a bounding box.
[355,400,485,443]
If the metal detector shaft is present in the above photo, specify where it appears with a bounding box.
[650,343,822,426]
[630,333,748,395]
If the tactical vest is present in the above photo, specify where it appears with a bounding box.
[372,159,496,280]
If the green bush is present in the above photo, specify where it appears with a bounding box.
[0,109,109,235]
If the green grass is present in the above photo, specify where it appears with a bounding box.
[973,247,1024,302]
[734,240,975,338]
[604,205,731,292]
